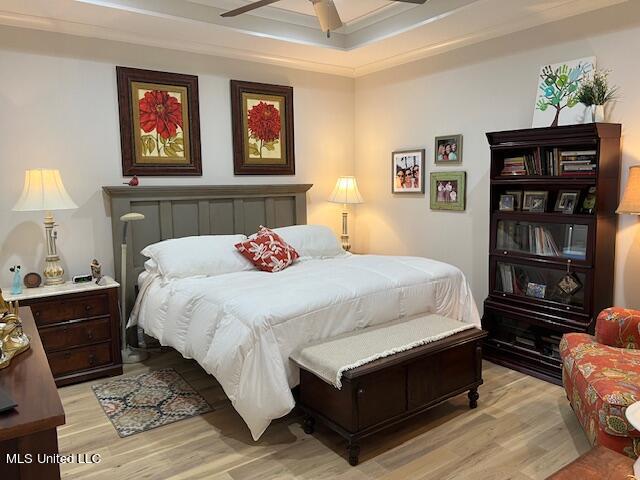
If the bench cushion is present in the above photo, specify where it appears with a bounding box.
[290,315,474,388]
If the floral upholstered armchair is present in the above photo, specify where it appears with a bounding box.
[560,307,640,458]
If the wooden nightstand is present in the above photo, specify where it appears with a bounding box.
[2,277,123,387]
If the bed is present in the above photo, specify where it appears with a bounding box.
[103,185,480,440]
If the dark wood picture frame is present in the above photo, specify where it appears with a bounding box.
[231,80,295,175]
[116,66,202,176]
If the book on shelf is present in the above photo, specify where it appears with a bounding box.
[498,223,560,257]
[559,149,596,176]
[501,155,528,176]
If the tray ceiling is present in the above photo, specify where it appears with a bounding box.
[0,0,629,77]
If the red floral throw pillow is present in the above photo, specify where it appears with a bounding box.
[235,227,299,273]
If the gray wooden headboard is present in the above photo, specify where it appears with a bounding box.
[102,184,312,316]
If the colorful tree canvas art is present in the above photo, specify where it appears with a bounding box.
[231,81,295,175]
[532,57,595,128]
[117,67,202,176]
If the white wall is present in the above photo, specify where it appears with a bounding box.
[0,26,354,282]
[353,2,640,312]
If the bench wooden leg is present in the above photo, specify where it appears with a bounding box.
[348,442,360,466]
[468,387,479,409]
[303,415,315,434]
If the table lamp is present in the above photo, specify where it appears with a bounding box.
[328,176,364,251]
[120,212,148,363]
[617,166,640,215]
[12,169,77,286]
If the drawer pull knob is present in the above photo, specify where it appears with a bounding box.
[85,305,92,311]
[87,331,94,340]
[89,354,96,366]
[63,352,71,359]
[357,388,365,396]
[34,311,40,317]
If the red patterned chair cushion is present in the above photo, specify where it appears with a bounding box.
[596,307,640,349]
[235,226,299,273]
[561,332,640,458]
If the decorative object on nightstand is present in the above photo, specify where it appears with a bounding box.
[9,266,22,295]
[91,259,103,284]
[23,272,42,289]
[12,169,77,286]
[2,277,123,386]
[119,213,148,363]
[328,176,364,252]
[617,165,640,215]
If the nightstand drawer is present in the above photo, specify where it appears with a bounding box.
[40,317,112,353]
[31,294,110,326]
[48,342,113,376]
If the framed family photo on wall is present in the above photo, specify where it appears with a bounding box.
[231,80,295,175]
[116,67,202,176]
[430,171,466,211]
[435,134,462,165]
[392,149,425,193]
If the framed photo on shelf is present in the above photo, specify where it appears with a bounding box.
[430,171,466,211]
[435,134,462,164]
[555,190,581,214]
[523,191,548,212]
[499,194,515,211]
[392,149,425,193]
[230,80,295,175]
[557,273,582,295]
[505,190,523,211]
[116,67,202,176]
[526,282,546,299]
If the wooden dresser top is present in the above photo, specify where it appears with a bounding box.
[0,307,65,441]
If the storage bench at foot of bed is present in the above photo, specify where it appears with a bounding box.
[296,327,487,466]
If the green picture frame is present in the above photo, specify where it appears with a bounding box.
[430,171,466,211]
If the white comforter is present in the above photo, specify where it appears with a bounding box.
[130,254,480,440]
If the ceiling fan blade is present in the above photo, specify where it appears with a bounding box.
[311,0,343,32]
[221,0,282,17]
[392,0,428,3]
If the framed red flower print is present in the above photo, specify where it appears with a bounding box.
[231,80,295,175]
[117,67,202,176]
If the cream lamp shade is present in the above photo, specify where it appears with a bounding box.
[328,176,364,204]
[617,166,640,215]
[13,169,77,212]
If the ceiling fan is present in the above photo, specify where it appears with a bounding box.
[221,0,428,37]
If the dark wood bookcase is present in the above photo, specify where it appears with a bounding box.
[483,123,621,384]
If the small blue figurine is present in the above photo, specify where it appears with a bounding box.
[10,266,22,295]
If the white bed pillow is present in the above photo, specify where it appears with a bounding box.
[272,225,346,259]
[141,234,252,278]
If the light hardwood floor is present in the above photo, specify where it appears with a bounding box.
[57,352,590,480]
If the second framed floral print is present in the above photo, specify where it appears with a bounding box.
[231,80,295,175]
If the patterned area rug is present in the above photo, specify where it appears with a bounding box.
[92,368,212,437]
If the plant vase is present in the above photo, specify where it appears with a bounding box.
[592,104,605,123]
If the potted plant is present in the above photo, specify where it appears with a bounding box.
[577,69,619,122]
